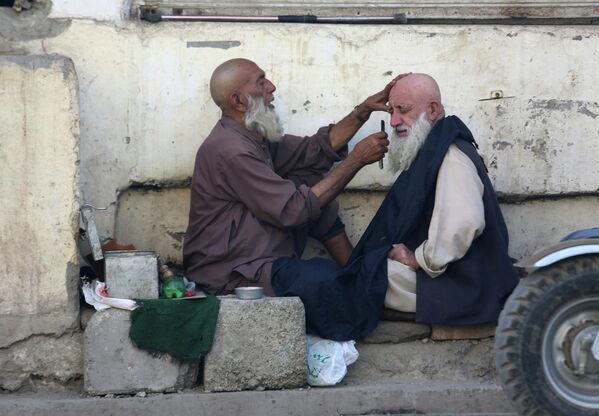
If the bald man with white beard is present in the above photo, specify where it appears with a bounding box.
[183,58,398,298]
[361,73,519,325]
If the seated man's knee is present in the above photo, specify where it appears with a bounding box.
[310,200,344,242]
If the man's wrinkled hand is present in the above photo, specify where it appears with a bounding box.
[388,243,420,270]
[361,72,412,113]
[350,131,389,166]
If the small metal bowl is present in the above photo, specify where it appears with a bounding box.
[235,287,263,300]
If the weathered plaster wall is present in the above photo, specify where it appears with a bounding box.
[5,19,597,247]
[0,54,81,390]
[13,19,591,257]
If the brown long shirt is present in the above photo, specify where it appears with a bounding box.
[183,117,346,294]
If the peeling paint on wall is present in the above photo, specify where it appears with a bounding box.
[528,99,599,115]
[578,106,598,119]
[0,1,71,41]
[186,40,241,49]
[492,141,513,151]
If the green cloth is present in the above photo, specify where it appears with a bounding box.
[129,295,220,361]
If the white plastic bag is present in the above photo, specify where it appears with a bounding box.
[82,280,138,311]
[306,335,359,386]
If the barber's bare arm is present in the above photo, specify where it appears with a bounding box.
[329,73,410,151]
[311,131,389,205]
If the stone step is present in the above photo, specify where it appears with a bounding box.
[82,304,497,394]
[0,382,515,416]
[343,321,497,386]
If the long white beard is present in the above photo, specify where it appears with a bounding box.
[244,95,284,142]
[388,112,432,173]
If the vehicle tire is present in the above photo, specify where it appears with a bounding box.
[495,255,599,416]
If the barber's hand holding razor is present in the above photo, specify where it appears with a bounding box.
[349,131,389,166]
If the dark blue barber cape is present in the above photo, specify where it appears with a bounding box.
[272,116,519,341]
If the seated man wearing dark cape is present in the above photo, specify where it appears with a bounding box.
[272,74,519,341]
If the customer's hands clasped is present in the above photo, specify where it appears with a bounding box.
[388,243,420,270]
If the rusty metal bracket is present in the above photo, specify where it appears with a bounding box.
[478,90,515,101]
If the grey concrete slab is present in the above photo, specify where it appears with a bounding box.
[0,382,516,416]
[204,296,307,392]
[104,251,159,299]
[84,309,198,395]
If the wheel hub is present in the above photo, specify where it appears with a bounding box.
[543,296,599,409]
[563,322,599,376]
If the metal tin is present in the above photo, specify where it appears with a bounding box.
[104,250,159,299]
[235,287,263,300]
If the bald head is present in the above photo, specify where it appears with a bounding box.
[209,58,277,125]
[391,73,442,109]
[210,58,259,110]
[389,73,445,133]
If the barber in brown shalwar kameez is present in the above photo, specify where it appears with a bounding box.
[183,58,396,297]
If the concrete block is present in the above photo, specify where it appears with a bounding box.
[104,251,159,299]
[204,297,307,392]
[431,323,497,341]
[0,54,80,348]
[84,309,198,395]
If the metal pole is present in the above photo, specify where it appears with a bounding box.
[142,12,408,24]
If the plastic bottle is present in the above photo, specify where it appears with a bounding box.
[160,265,186,299]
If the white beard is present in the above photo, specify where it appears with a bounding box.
[388,112,432,173]
[244,95,284,142]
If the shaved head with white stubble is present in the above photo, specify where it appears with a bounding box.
[387,73,445,172]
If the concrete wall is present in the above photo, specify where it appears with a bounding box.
[1,0,598,391]
[25,18,595,258]
[3,16,597,251]
[0,54,81,391]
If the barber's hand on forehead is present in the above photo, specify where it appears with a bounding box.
[350,131,389,166]
[361,72,412,113]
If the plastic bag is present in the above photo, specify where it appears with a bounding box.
[306,335,359,386]
[82,279,138,311]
